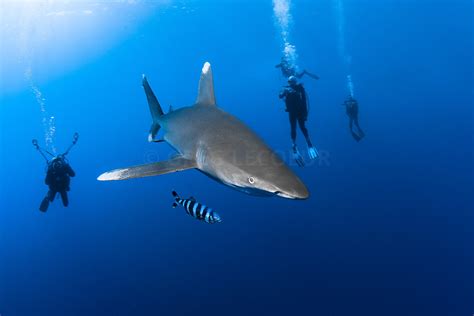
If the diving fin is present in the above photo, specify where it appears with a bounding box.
[304,71,320,80]
[351,132,362,142]
[39,197,49,212]
[98,156,196,181]
[292,145,305,167]
[308,147,319,159]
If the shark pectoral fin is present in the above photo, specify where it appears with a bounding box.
[195,62,216,106]
[97,157,196,181]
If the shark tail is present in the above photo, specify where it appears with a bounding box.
[142,75,164,142]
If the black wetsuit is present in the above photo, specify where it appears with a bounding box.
[40,159,75,212]
[345,98,364,141]
[279,83,312,146]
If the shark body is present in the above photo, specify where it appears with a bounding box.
[98,62,309,199]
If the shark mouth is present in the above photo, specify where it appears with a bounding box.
[275,191,299,199]
[238,187,302,199]
[239,187,277,197]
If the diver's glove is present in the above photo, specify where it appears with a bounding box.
[292,145,305,167]
[308,146,319,159]
[351,132,361,142]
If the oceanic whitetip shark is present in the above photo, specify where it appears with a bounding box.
[98,62,309,199]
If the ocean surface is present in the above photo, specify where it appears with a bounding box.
[0,1,472,315]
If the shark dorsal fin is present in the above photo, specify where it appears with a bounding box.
[196,62,216,106]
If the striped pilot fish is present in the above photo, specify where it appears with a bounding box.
[172,191,222,224]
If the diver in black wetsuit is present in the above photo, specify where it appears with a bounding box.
[275,56,319,80]
[279,76,318,167]
[343,96,365,142]
[33,133,79,212]
[40,155,75,212]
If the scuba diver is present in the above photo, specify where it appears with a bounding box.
[275,56,319,80]
[33,133,79,212]
[343,96,365,142]
[279,76,318,167]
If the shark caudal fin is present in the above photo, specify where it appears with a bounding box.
[142,75,164,142]
[196,62,216,106]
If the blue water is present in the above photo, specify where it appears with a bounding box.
[0,1,472,315]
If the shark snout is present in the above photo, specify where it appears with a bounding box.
[291,186,310,199]
[276,182,309,200]
[244,166,310,200]
[272,176,309,200]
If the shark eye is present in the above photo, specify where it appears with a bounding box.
[248,177,255,184]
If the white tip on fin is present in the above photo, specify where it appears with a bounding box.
[97,169,127,181]
[196,61,216,106]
